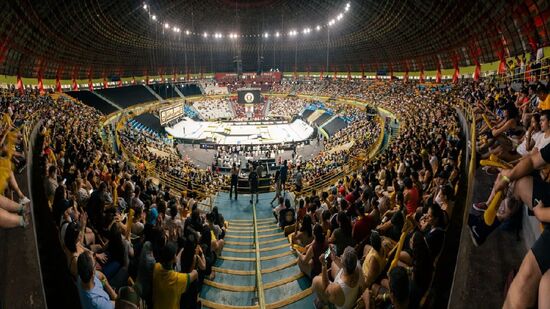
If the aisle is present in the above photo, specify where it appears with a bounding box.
[199,192,314,308]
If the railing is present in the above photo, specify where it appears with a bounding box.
[496,54,550,83]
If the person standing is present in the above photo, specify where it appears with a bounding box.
[280,160,288,193]
[229,163,239,200]
[249,163,259,204]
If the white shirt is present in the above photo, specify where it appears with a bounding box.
[534,132,550,151]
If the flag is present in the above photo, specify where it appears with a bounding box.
[333,66,337,79]
[320,66,324,80]
[419,67,425,83]
[88,78,94,91]
[103,77,109,89]
[55,75,62,92]
[361,64,365,80]
[436,63,442,83]
[16,74,23,95]
[347,65,352,80]
[118,79,123,87]
[497,50,506,75]
[38,73,45,95]
[72,78,78,91]
[131,76,136,85]
[473,63,481,81]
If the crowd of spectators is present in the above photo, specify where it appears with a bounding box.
[192,98,233,120]
[466,79,550,308]
[7,68,550,308]
[2,85,231,309]
[270,80,463,309]
[267,97,309,119]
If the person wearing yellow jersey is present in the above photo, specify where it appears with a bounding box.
[536,83,550,111]
[153,242,198,309]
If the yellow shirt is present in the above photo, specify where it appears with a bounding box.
[153,263,190,309]
[540,95,550,111]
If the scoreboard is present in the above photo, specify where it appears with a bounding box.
[159,102,184,125]
[237,88,262,104]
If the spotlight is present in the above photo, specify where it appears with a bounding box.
[173,26,178,32]
[152,15,157,20]
[185,30,190,35]
[328,19,335,26]
[264,32,269,38]
[337,14,343,20]
[143,4,147,10]
[203,32,208,38]
[316,25,321,31]
[275,31,280,37]
[345,6,349,11]
[164,23,170,29]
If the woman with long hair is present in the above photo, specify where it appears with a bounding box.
[297,224,328,278]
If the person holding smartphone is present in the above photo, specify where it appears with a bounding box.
[312,246,361,309]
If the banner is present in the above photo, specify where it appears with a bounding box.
[452,56,459,84]
[72,78,78,91]
[38,73,45,95]
[474,63,481,81]
[16,74,23,95]
[55,75,62,92]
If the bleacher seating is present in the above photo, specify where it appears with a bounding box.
[177,83,203,96]
[65,90,119,114]
[149,83,181,99]
[95,85,159,108]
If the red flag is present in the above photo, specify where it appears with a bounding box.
[160,73,165,83]
[333,66,337,79]
[473,63,481,81]
[319,66,324,80]
[118,79,123,87]
[497,51,506,75]
[103,77,109,89]
[16,74,23,95]
[55,75,62,92]
[419,67,425,83]
[361,64,365,80]
[146,75,149,85]
[88,78,94,91]
[38,73,45,95]
[436,63,442,83]
[132,76,136,85]
[72,78,78,91]
[452,57,460,84]
[347,65,352,80]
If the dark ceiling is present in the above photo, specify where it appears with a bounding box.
[0,0,548,79]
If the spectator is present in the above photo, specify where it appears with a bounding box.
[77,250,116,309]
[298,224,328,278]
[152,242,198,309]
[312,246,361,309]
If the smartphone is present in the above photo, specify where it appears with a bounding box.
[324,247,331,263]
